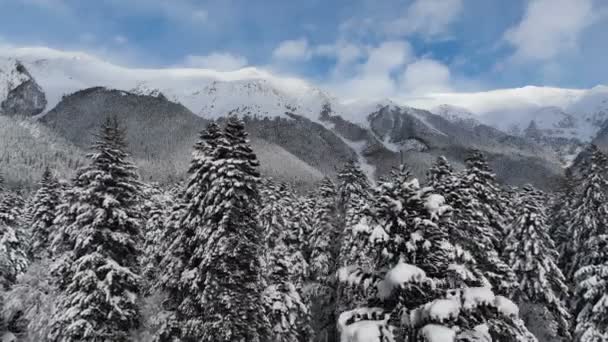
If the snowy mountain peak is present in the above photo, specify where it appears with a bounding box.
[129,82,169,100]
[431,104,481,129]
[0,59,31,100]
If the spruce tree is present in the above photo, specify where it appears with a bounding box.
[303,177,341,342]
[48,118,142,342]
[446,151,516,294]
[504,185,570,339]
[0,185,29,290]
[561,145,608,280]
[566,145,608,341]
[336,160,371,268]
[425,156,454,190]
[336,170,535,341]
[308,177,339,281]
[160,117,270,341]
[574,261,608,341]
[30,167,60,258]
[140,184,174,294]
[259,180,311,342]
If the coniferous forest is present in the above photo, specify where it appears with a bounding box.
[1,115,608,342]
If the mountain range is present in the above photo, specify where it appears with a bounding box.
[2,47,608,190]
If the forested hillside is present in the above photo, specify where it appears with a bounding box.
[1,116,604,342]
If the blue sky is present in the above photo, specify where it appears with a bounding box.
[1,0,607,97]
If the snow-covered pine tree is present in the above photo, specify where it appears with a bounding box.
[462,150,513,243]
[336,171,536,341]
[566,145,608,342]
[504,185,570,340]
[29,167,60,258]
[196,116,269,341]
[139,184,174,294]
[0,173,30,338]
[308,177,339,282]
[425,156,454,191]
[47,117,142,342]
[336,159,372,270]
[573,260,608,341]
[259,179,311,342]
[155,122,223,341]
[444,151,516,295]
[550,169,577,266]
[561,145,608,280]
[0,184,29,290]
[160,117,270,341]
[335,160,375,322]
[301,177,342,342]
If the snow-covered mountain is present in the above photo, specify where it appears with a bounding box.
[1,46,605,188]
[0,47,339,123]
[426,87,608,165]
[2,46,607,146]
[431,104,481,130]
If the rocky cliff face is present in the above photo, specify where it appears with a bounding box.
[0,61,47,116]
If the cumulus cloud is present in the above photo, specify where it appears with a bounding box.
[401,59,451,94]
[361,41,412,76]
[272,38,311,61]
[325,40,451,99]
[385,0,463,37]
[504,0,596,62]
[182,52,248,71]
[315,41,363,70]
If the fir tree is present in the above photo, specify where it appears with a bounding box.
[447,151,516,294]
[565,145,608,341]
[259,180,311,342]
[425,156,454,190]
[140,184,174,294]
[550,169,577,264]
[308,177,339,281]
[160,117,270,341]
[561,145,608,280]
[30,167,61,258]
[336,160,372,268]
[504,185,570,339]
[48,118,142,342]
[0,186,29,290]
[574,261,608,342]
[336,171,535,341]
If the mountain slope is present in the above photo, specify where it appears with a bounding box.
[322,104,564,189]
[0,115,86,188]
[0,48,584,189]
[37,87,337,186]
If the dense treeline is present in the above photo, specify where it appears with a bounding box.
[0,116,606,342]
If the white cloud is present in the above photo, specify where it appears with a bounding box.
[385,0,463,37]
[183,52,248,71]
[401,59,451,94]
[504,0,596,62]
[325,40,413,100]
[272,38,311,61]
[361,41,412,75]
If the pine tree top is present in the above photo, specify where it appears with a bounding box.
[337,159,369,199]
[464,150,494,177]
